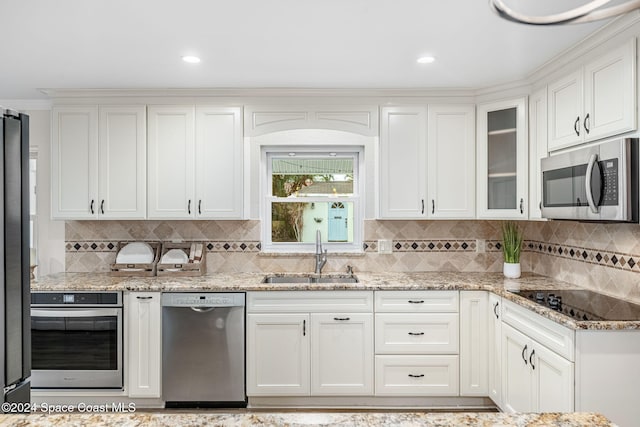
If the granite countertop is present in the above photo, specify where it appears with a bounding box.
[31,271,640,331]
[0,411,616,427]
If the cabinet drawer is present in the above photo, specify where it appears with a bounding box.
[247,291,373,313]
[502,299,575,361]
[375,291,458,313]
[375,355,459,396]
[375,313,459,354]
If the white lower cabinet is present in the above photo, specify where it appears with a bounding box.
[246,313,310,396]
[127,292,161,398]
[488,293,502,408]
[459,291,488,396]
[502,323,574,413]
[246,292,374,397]
[310,313,374,395]
[374,291,460,396]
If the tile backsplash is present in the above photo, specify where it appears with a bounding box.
[65,219,640,303]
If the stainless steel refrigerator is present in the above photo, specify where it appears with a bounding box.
[1,108,30,405]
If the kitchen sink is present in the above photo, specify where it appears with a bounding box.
[262,274,359,284]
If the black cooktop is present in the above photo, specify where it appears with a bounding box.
[510,289,640,321]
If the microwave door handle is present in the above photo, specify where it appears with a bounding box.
[585,154,601,214]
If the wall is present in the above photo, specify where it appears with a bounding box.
[65,219,640,304]
[27,110,65,277]
[65,219,505,274]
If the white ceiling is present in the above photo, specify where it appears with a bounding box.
[0,0,616,99]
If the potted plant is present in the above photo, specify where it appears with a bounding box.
[501,221,523,278]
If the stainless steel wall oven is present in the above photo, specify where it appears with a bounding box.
[30,291,123,389]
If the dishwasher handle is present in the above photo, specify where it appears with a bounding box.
[190,306,215,313]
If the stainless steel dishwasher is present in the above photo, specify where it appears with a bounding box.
[161,292,246,407]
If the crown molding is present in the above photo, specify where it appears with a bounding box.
[527,10,640,85]
[42,87,478,100]
[0,99,52,111]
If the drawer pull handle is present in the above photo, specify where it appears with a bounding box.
[493,301,499,319]
[408,374,425,378]
[522,344,528,365]
[408,300,424,304]
[334,317,350,321]
[408,332,424,336]
[136,296,153,300]
[303,319,306,336]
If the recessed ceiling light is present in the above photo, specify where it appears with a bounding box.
[417,56,435,64]
[182,55,201,64]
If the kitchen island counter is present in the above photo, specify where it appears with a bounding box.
[0,411,616,426]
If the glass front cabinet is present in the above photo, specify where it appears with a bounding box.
[476,98,528,219]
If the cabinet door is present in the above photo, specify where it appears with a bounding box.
[98,106,147,219]
[379,106,427,218]
[548,71,583,151]
[477,98,528,219]
[310,313,373,395]
[127,292,161,398]
[584,38,636,142]
[51,106,98,219]
[459,291,488,396]
[488,293,502,408]
[502,323,533,413]
[147,106,195,219]
[195,107,243,219]
[247,313,310,396]
[533,343,574,412]
[528,89,547,220]
[427,105,475,218]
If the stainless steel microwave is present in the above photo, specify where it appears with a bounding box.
[541,138,638,221]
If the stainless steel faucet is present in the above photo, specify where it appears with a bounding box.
[315,230,327,274]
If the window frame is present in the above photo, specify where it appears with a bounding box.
[261,147,364,253]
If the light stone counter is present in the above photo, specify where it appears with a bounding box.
[0,411,616,427]
[31,271,640,330]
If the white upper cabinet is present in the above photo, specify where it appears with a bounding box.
[548,38,636,151]
[98,106,147,219]
[476,98,528,219]
[379,106,427,219]
[379,105,475,219]
[528,88,547,220]
[52,105,146,219]
[427,105,476,218]
[147,106,195,219]
[148,105,244,220]
[195,107,243,219]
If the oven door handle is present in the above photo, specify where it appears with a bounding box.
[31,308,121,318]
[585,153,602,214]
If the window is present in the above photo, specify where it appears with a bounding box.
[263,149,363,253]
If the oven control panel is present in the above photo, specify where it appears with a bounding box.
[600,158,619,206]
[162,292,245,308]
[31,291,122,307]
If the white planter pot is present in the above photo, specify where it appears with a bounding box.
[503,262,521,279]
